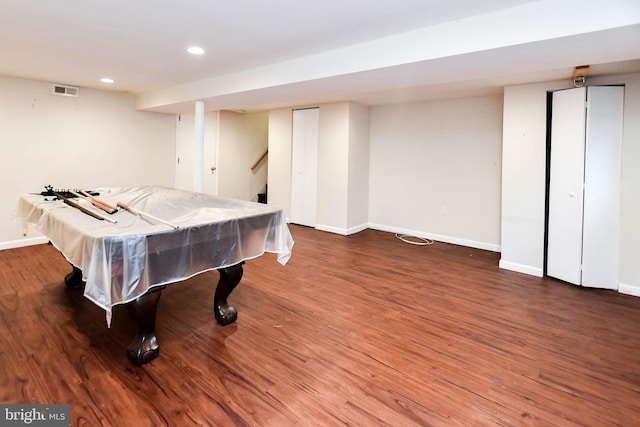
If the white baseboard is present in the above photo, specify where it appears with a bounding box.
[296,221,499,251]
[618,283,640,298]
[368,223,500,252]
[346,223,368,235]
[499,259,544,277]
[315,223,368,236]
[315,224,346,235]
[0,236,49,251]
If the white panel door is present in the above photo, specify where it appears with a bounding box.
[581,86,624,289]
[175,113,218,194]
[290,108,319,227]
[202,111,219,195]
[547,87,586,285]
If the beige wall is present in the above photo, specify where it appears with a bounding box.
[500,80,567,276]
[267,109,293,216]
[500,72,640,296]
[347,103,370,232]
[0,75,175,247]
[268,102,370,234]
[267,96,502,248]
[368,95,504,251]
[317,103,350,232]
[314,102,371,234]
[218,111,268,202]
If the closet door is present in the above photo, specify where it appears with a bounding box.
[581,86,624,289]
[290,108,319,227]
[547,86,624,289]
[175,112,218,194]
[547,87,586,285]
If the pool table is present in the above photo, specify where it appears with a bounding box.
[17,186,293,365]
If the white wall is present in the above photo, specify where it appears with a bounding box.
[267,97,501,246]
[347,103,370,232]
[368,95,503,251]
[315,102,371,234]
[317,103,350,232]
[218,111,268,201]
[268,102,370,234]
[610,73,640,296]
[0,75,175,248]
[499,81,566,276]
[268,109,293,216]
[500,72,640,296]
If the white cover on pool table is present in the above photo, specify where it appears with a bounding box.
[17,186,294,325]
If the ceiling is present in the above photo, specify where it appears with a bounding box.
[1,0,639,113]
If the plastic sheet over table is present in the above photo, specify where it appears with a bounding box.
[17,186,294,325]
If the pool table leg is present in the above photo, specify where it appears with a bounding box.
[64,265,84,289]
[214,262,244,325]
[64,261,244,365]
[126,287,164,366]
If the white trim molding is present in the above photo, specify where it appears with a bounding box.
[499,259,544,277]
[0,236,49,251]
[315,222,368,236]
[618,283,640,298]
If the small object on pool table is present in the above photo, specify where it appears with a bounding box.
[71,190,117,214]
[44,185,117,223]
[116,201,180,229]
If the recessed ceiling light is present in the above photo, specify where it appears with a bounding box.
[187,46,205,55]
[100,78,114,84]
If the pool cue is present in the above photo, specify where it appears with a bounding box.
[116,202,179,229]
[45,187,117,223]
[71,190,117,214]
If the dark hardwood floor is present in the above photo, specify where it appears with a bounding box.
[1,225,639,426]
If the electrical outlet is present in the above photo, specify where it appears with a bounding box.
[441,206,447,215]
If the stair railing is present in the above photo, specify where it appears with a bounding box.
[251,150,268,171]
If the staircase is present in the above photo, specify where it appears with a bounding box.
[258,184,267,204]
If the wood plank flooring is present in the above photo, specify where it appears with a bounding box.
[1,225,639,426]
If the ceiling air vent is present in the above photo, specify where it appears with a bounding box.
[51,84,79,97]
